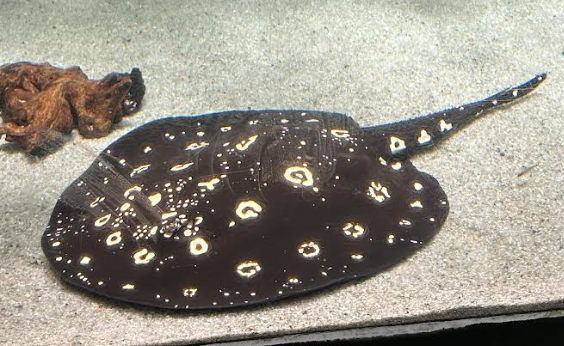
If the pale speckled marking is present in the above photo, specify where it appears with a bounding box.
[94,214,111,227]
[189,237,209,256]
[298,241,321,258]
[368,182,391,203]
[148,192,162,206]
[130,164,151,177]
[133,248,156,265]
[186,142,209,150]
[106,231,122,246]
[389,136,406,154]
[161,211,178,220]
[351,253,364,261]
[414,181,424,191]
[236,135,259,151]
[183,287,198,297]
[124,185,142,200]
[236,260,262,278]
[439,119,453,132]
[284,166,314,187]
[288,277,300,285]
[198,177,221,191]
[171,162,194,172]
[79,256,92,265]
[119,202,131,212]
[236,200,263,220]
[330,129,349,138]
[342,222,366,239]
[417,130,432,144]
[410,200,423,209]
[399,219,412,227]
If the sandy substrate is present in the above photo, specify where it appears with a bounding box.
[1,1,563,345]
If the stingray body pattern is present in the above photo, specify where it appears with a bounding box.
[42,74,545,309]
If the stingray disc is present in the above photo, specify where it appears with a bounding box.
[41,74,545,309]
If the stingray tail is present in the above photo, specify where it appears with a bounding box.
[364,73,547,158]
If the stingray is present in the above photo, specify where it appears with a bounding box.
[42,74,545,309]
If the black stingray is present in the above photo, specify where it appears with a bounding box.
[42,74,545,309]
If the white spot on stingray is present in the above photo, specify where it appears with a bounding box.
[51,241,61,248]
[236,260,262,278]
[414,181,423,191]
[149,192,162,206]
[298,241,321,258]
[171,162,194,172]
[342,222,366,239]
[189,237,209,256]
[410,200,424,209]
[79,256,91,265]
[124,185,142,200]
[143,146,152,153]
[439,119,453,132]
[89,196,105,208]
[387,234,395,244]
[236,200,263,220]
[162,211,178,220]
[106,231,122,246]
[284,166,314,187]
[130,164,151,177]
[304,119,319,123]
[391,161,402,170]
[95,214,111,227]
[119,202,131,212]
[379,157,388,166]
[186,142,209,150]
[417,130,432,144]
[399,219,412,227]
[183,287,198,297]
[280,119,289,124]
[228,220,236,227]
[198,177,221,191]
[236,135,259,151]
[196,131,205,137]
[331,129,350,138]
[122,284,135,290]
[288,277,300,284]
[389,136,406,154]
[221,126,232,132]
[133,248,156,265]
[368,182,391,203]
[351,253,364,261]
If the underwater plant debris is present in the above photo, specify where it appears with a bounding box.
[0,62,145,152]
[42,74,545,309]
